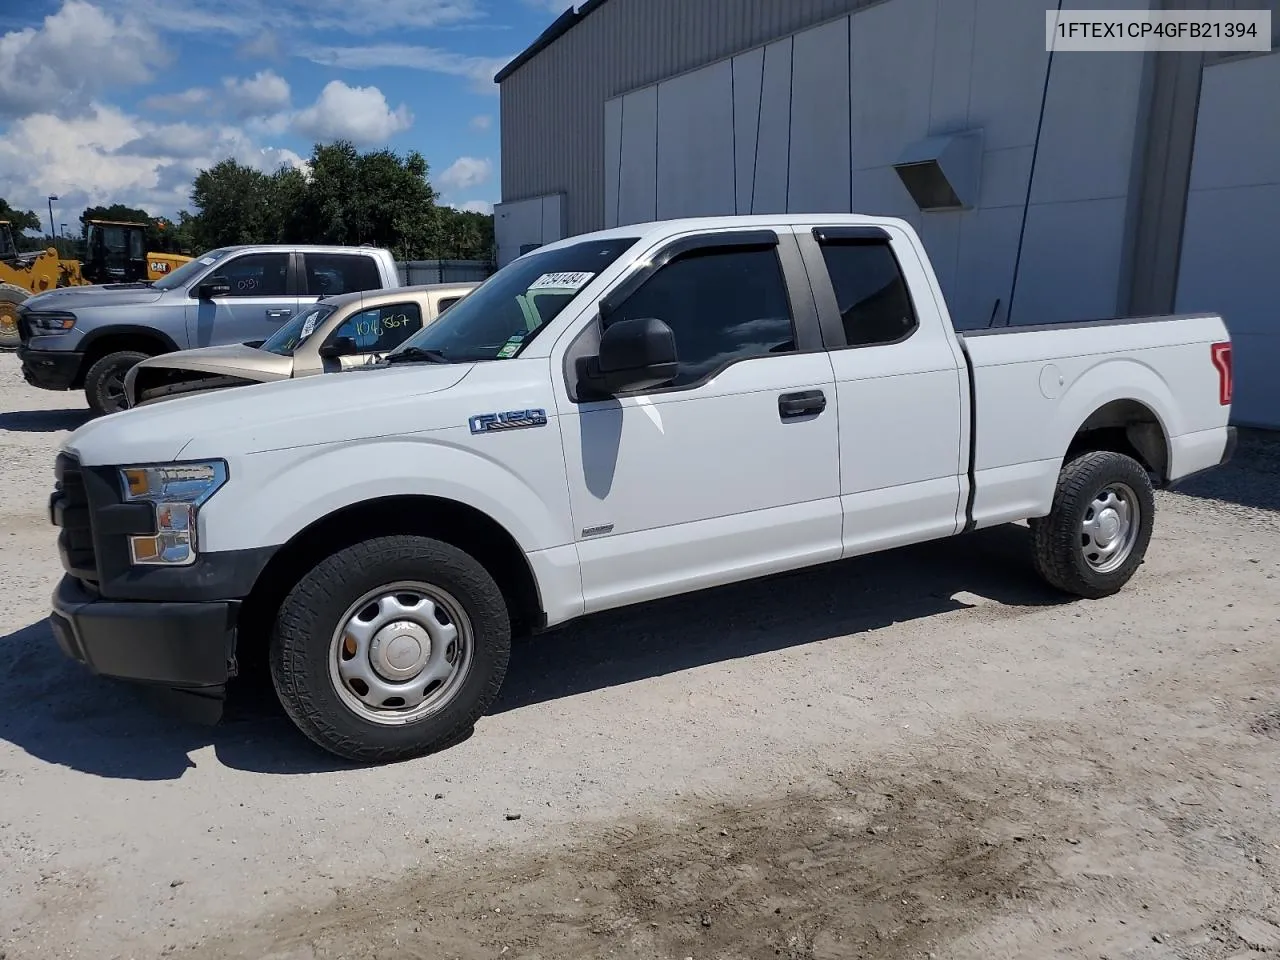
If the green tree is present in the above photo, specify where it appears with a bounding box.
[0,197,42,233]
[180,141,495,262]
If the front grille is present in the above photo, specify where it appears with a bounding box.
[52,453,98,584]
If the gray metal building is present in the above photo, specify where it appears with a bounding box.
[495,0,1280,427]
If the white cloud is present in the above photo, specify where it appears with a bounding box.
[141,87,210,113]
[469,114,493,132]
[301,43,509,94]
[0,102,305,220]
[110,0,485,38]
[521,0,572,12]
[0,0,167,118]
[223,70,291,116]
[437,156,493,192]
[454,200,494,215]
[291,81,412,146]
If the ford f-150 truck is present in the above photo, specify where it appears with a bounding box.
[46,214,1236,763]
[16,244,401,415]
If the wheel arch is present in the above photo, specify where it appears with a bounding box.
[237,494,546,668]
[1066,397,1171,485]
[77,325,180,387]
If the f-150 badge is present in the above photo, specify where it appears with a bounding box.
[469,409,548,434]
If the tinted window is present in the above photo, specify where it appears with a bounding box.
[219,253,289,297]
[305,254,381,296]
[333,302,423,353]
[437,297,461,314]
[395,237,638,363]
[605,245,795,387]
[818,241,917,346]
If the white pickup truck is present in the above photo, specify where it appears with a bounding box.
[47,214,1236,762]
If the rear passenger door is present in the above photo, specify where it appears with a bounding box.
[797,225,966,556]
[186,251,299,348]
[556,229,843,614]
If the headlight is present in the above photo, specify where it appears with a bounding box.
[26,311,77,332]
[119,461,228,565]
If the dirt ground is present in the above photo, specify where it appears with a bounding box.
[1,351,1279,960]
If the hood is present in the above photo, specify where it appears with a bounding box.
[130,343,294,383]
[24,283,165,310]
[64,361,476,467]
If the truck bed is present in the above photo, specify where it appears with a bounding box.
[956,312,1232,531]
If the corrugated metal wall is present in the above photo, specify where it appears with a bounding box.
[499,0,889,237]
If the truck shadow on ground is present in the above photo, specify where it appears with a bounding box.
[0,408,92,433]
[1169,427,1280,513]
[0,524,1061,782]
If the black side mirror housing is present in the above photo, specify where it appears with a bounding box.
[577,316,678,396]
[320,335,358,359]
[197,276,231,300]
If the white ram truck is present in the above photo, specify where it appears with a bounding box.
[47,214,1236,762]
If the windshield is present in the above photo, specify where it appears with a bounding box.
[260,303,336,355]
[152,247,233,290]
[390,237,639,363]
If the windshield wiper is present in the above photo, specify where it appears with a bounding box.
[384,347,450,365]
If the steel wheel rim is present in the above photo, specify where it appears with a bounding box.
[1080,481,1140,574]
[328,580,475,726]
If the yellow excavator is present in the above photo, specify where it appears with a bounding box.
[0,219,192,349]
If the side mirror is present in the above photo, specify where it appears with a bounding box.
[320,335,358,359]
[577,316,678,396]
[197,276,231,300]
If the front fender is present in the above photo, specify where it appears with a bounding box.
[198,433,576,557]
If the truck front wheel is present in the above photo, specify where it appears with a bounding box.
[1030,450,1156,599]
[84,350,149,415]
[270,535,512,763]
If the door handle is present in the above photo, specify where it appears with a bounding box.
[265,308,292,319]
[778,389,827,420]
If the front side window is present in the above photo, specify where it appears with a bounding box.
[332,302,424,353]
[818,240,917,347]
[393,237,639,363]
[604,245,796,387]
[304,254,381,296]
[219,253,289,298]
[154,247,233,290]
[260,303,335,356]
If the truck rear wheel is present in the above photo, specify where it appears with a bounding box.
[1030,450,1155,599]
[84,350,149,415]
[269,535,512,763]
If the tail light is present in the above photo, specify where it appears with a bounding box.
[1210,341,1232,406]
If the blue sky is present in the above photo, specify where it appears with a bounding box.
[0,0,566,229]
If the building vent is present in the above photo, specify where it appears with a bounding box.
[892,130,983,212]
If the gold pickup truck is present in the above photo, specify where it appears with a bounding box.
[123,282,476,408]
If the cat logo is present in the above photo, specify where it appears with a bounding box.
[149,261,170,273]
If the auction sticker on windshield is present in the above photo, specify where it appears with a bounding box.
[299,314,319,338]
[528,272,593,291]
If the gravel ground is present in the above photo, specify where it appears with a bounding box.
[1,351,1279,960]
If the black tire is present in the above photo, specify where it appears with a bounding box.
[270,535,512,764]
[84,350,150,415]
[0,282,29,351]
[1030,450,1155,599]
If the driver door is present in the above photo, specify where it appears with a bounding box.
[554,230,843,614]
[324,300,427,370]
[186,251,300,348]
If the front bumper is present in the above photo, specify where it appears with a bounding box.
[18,347,83,390]
[51,574,238,719]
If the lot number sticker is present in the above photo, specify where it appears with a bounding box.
[528,272,593,291]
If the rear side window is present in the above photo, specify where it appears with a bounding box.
[305,254,382,296]
[818,241,917,347]
[437,297,461,314]
[605,245,795,388]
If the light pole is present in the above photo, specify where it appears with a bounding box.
[47,195,58,242]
